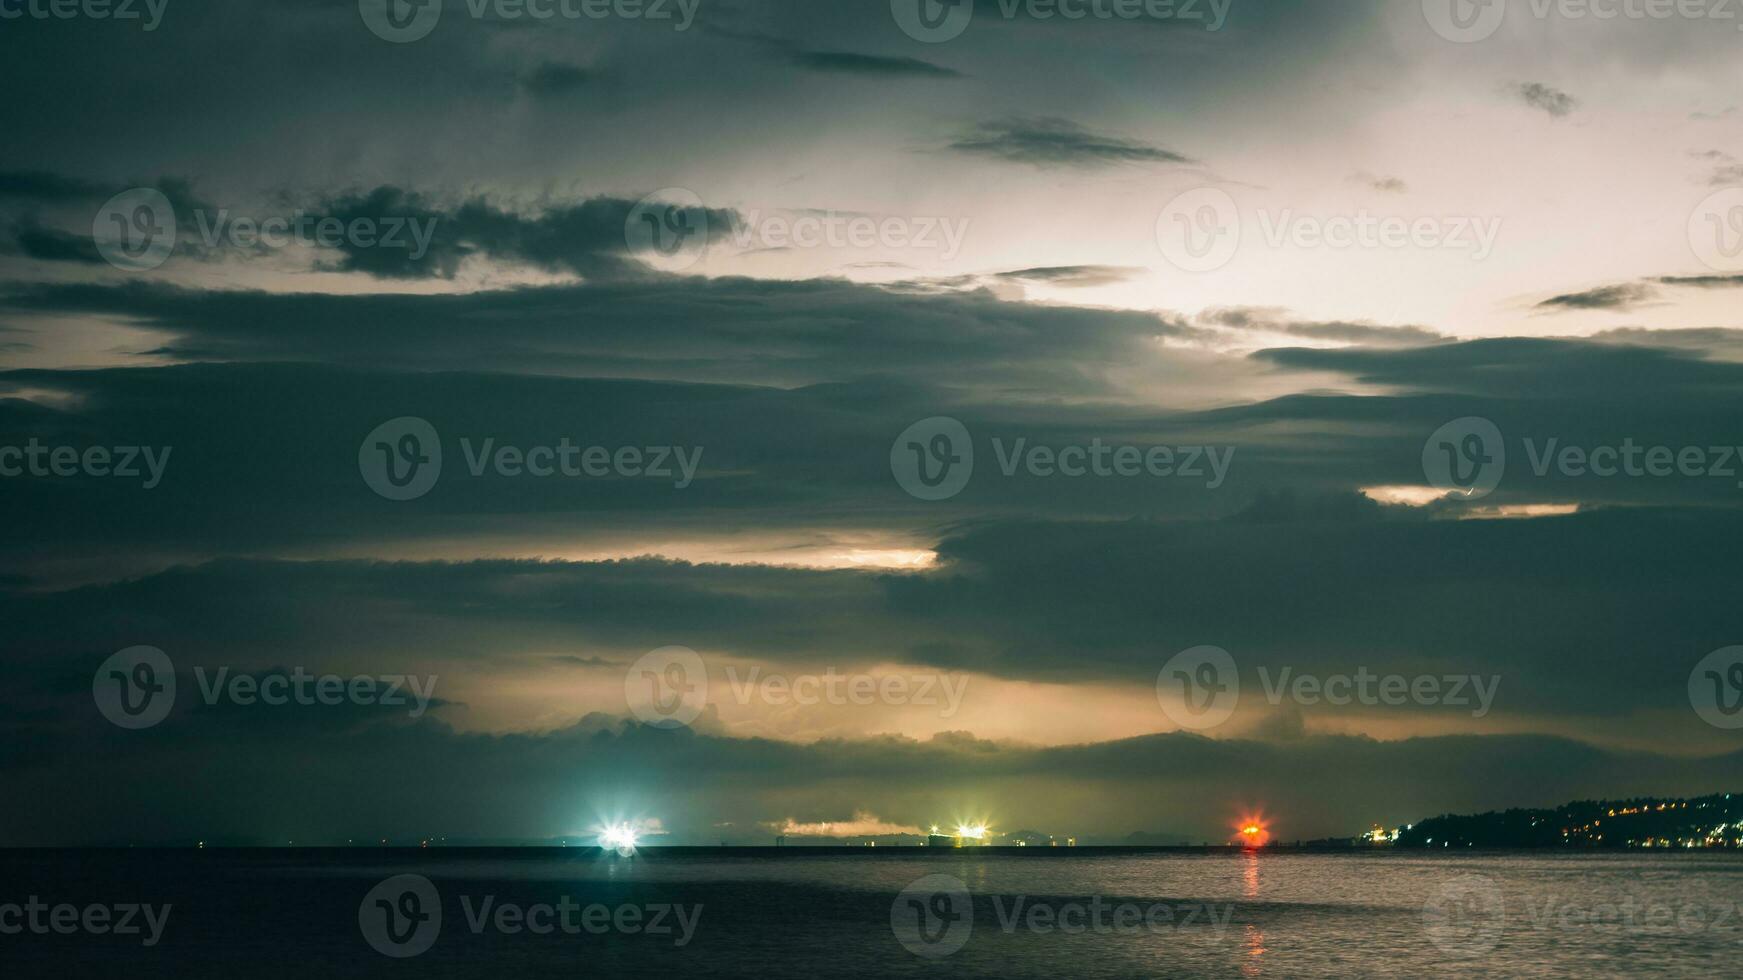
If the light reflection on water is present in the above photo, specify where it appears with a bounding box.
[9,849,1742,978]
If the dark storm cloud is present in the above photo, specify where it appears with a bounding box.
[0,171,214,267]
[0,277,1188,388]
[6,501,1742,717]
[309,188,739,280]
[992,265,1143,288]
[1692,150,1743,185]
[787,50,961,77]
[0,171,122,204]
[946,118,1193,168]
[5,216,105,265]
[1247,335,1743,399]
[1515,82,1579,118]
[4,290,1743,585]
[1530,275,1743,315]
[1198,307,1448,346]
[518,61,597,96]
[4,697,1741,844]
[1348,171,1407,193]
[0,170,207,213]
[0,172,736,281]
[1658,274,1743,290]
[1536,283,1657,312]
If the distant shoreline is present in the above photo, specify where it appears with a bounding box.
[7,844,1743,856]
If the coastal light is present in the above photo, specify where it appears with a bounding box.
[601,824,640,854]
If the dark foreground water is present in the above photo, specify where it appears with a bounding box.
[4,848,1741,978]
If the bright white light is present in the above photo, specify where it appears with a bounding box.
[956,824,988,840]
[601,824,640,851]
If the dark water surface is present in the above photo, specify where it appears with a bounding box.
[4,848,1740,977]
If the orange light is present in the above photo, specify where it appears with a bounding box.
[1233,812,1271,848]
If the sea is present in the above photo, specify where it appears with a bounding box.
[3,848,1740,977]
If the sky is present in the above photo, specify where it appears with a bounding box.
[2,0,1743,846]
